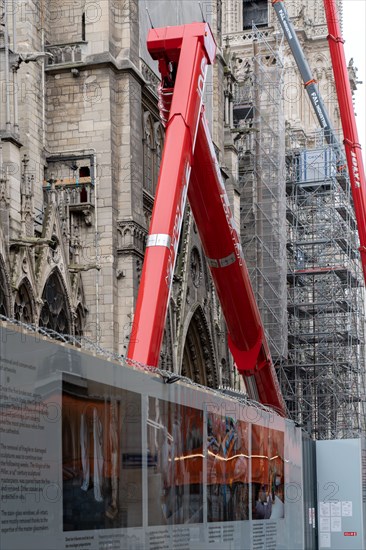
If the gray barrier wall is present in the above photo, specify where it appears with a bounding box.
[0,321,304,549]
[316,439,366,550]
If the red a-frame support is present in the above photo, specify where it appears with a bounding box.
[127,23,286,416]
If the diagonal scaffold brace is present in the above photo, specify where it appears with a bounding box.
[127,23,286,417]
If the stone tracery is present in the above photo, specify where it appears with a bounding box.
[182,306,218,388]
[39,270,72,335]
[14,279,35,324]
[0,256,10,317]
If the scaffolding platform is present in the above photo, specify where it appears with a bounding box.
[281,131,366,439]
[234,24,287,365]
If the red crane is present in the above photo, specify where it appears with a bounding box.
[272,0,366,285]
[323,0,366,284]
[127,23,286,416]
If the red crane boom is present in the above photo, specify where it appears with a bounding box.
[127,23,286,416]
[323,0,366,284]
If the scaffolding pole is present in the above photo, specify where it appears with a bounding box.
[234,25,288,366]
[283,130,366,439]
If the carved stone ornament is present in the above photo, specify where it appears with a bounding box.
[190,247,202,288]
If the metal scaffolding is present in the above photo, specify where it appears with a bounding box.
[233,25,366,439]
[281,129,366,439]
[234,25,288,365]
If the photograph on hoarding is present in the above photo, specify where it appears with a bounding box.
[207,414,249,522]
[251,426,285,520]
[62,375,142,530]
[147,397,204,525]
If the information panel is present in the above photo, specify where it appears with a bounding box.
[207,413,249,522]
[62,377,143,531]
[252,426,285,521]
[317,439,366,550]
[147,397,204,526]
[0,321,304,549]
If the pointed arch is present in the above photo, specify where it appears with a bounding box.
[221,358,232,388]
[0,254,11,317]
[181,306,218,388]
[74,275,87,338]
[14,278,36,324]
[39,269,72,335]
[74,303,86,337]
[159,306,174,372]
[153,121,164,194]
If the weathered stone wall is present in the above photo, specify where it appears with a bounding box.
[0,0,233,388]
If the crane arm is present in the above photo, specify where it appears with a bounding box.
[127,23,215,367]
[127,23,286,417]
[189,113,286,415]
[271,1,340,153]
[323,0,366,283]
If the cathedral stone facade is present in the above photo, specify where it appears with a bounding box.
[0,1,359,395]
[0,1,235,389]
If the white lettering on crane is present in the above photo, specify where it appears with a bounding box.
[193,56,208,149]
[165,161,191,287]
[279,9,293,40]
[197,57,207,99]
[351,150,361,188]
[310,91,328,129]
[165,54,208,287]
[220,193,244,267]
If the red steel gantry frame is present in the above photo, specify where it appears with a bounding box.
[127,23,286,416]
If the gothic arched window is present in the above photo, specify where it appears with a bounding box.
[14,280,34,324]
[182,307,218,388]
[39,271,71,335]
[221,358,232,388]
[74,303,86,337]
[0,257,10,317]
[153,122,164,195]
